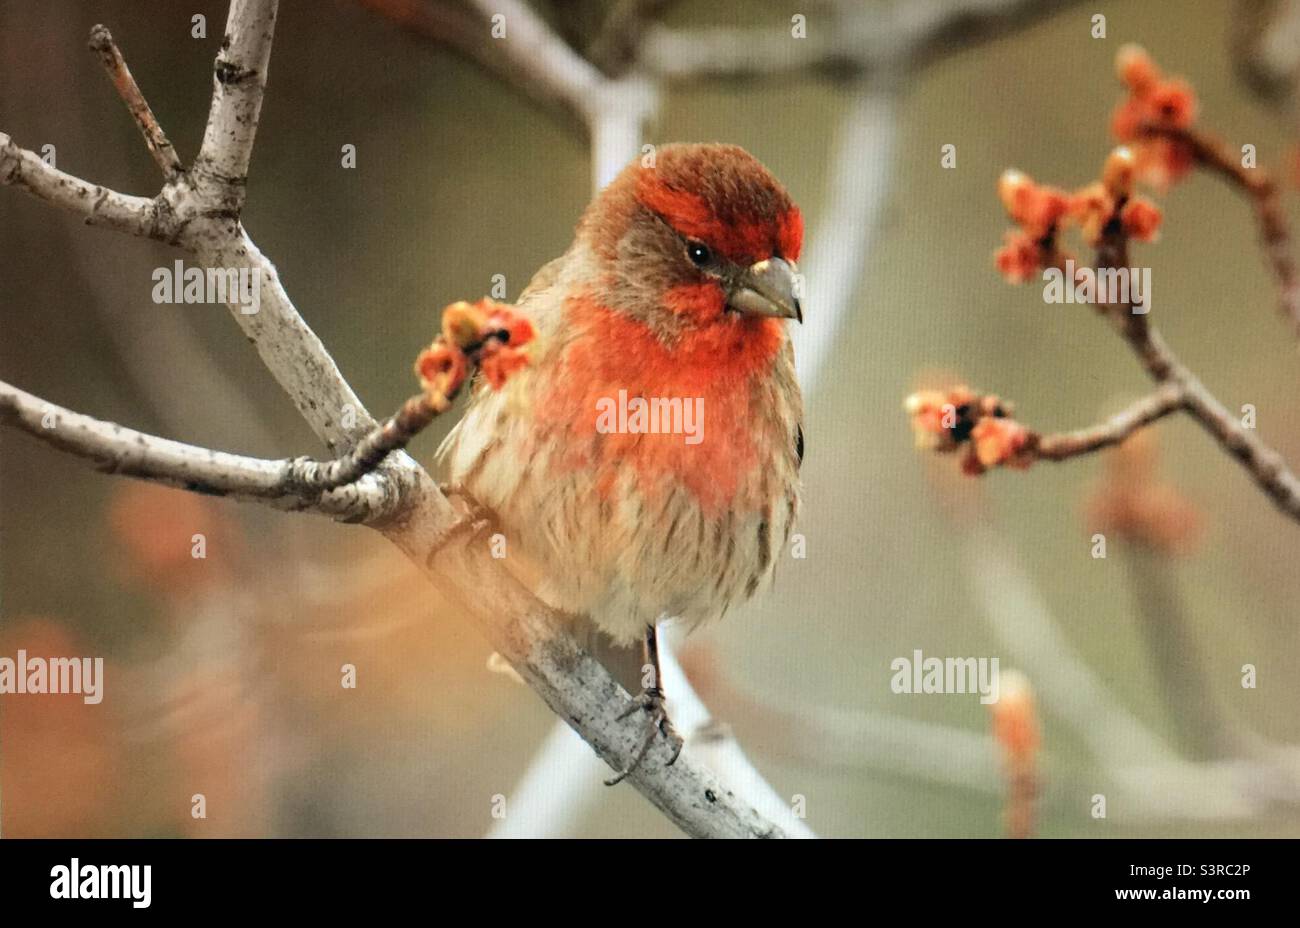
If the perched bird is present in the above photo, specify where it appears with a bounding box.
[440,143,804,781]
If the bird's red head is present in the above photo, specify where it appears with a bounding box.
[577,143,803,331]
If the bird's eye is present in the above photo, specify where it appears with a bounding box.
[686,241,711,266]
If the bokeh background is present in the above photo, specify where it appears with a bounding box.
[3,0,1299,837]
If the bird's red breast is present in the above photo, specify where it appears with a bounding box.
[533,288,787,515]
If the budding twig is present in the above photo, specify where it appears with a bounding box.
[904,383,1187,474]
[1137,121,1300,336]
[290,296,532,495]
[915,44,1300,528]
[989,670,1040,839]
[1032,384,1186,460]
[88,25,183,179]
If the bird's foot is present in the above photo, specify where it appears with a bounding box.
[604,686,683,786]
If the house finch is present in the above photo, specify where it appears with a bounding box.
[440,143,804,780]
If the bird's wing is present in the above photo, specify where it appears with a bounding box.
[514,253,566,316]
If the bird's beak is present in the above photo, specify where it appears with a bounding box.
[728,257,802,323]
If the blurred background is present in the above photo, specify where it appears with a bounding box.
[3,0,1300,838]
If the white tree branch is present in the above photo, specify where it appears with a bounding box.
[0,132,165,239]
[192,0,279,212]
[0,380,399,521]
[191,230,382,453]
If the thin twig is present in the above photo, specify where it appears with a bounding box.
[1139,122,1300,335]
[1096,230,1300,523]
[296,394,442,490]
[88,25,183,178]
[1032,384,1187,460]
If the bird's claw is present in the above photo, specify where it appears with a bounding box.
[604,687,683,786]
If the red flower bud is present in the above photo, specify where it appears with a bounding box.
[1116,44,1159,95]
[1120,197,1163,242]
[994,231,1043,284]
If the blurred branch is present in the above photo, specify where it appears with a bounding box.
[676,638,1006,796]
[1123,546,1242,761]
[356,0,563,113]
[357,0,657,191]
[963,526,1179,771]
[1229,0,1300,102]
[462,0,625,122]
[586,0,678,77]
[485,721,608,838]
[963,526,1300,824]
[793,79,899,396]
[680,621,1300,825]
[0,0,797,839]
[640,0,1082,81]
